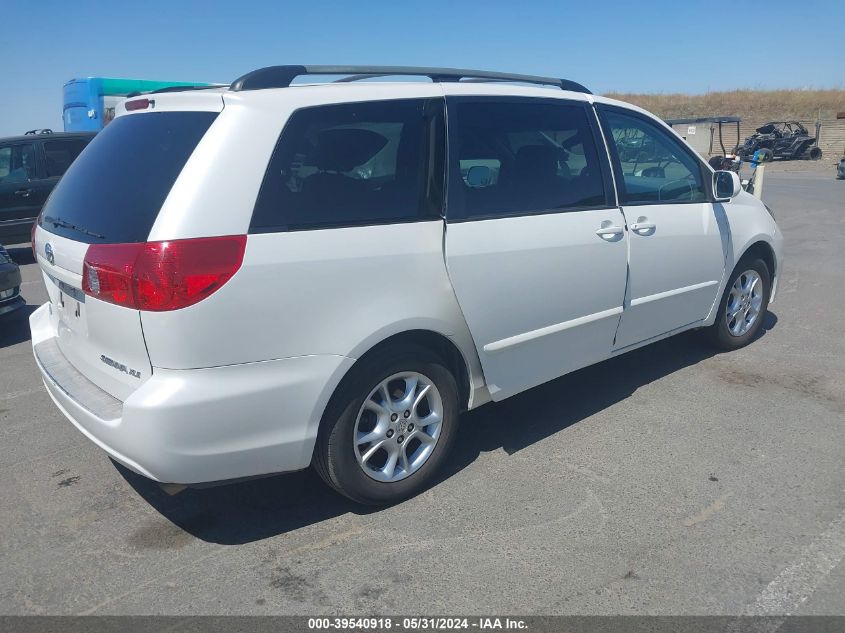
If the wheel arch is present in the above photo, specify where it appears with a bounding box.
[741,239,777,277]
[309,325,477,456]
[343,329,473,412]
[704,234,779,326]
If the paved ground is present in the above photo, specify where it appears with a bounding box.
[1,170,843,616]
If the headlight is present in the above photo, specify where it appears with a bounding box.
[764,203,776,220]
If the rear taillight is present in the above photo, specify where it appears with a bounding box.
[82,235,246,311]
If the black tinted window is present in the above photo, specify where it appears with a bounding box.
[0,144,36,183]
[39,112,217,244]
[251,99,443,232]
[446,100,608,221]
[603,109,706,203]
[43,138,91,178]
[0,147,10,180]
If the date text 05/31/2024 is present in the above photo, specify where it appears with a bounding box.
[307,617,528,630]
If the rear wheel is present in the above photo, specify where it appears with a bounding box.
[706,257,771,351]
[313,346,459,505]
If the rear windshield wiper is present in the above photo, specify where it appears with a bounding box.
[43,216,105,240]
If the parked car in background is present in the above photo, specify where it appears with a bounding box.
[0,243,24,316]
[0,130,95,244]
[30,65,783,505]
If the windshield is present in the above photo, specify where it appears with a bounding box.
[38,111,217,244]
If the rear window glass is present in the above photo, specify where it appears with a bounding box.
[39,111,217,244]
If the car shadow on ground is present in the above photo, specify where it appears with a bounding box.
[0,304,37,349]
[119,312,778,545]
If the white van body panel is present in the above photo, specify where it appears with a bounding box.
[140,221,480,370]
[703,189,784,323]
[444,209,628,401]
[32,300,353,482]
[31,226,152,400]
[30,79,782,486]
[613,201,727,350]
[148,84,444,241]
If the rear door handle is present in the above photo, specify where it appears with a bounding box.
[595,225,624,241]
[14,189,32,198]
[630,222,656,234]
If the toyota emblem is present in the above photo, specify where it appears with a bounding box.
[45,243,55,265]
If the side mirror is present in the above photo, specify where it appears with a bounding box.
[714,170,741,201]
[466,165,492,188]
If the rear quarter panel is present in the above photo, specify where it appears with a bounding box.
[141,84,486,403]
[140,221,485,399]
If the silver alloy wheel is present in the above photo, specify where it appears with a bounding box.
[353,371,444,483]
[726,269,764,337]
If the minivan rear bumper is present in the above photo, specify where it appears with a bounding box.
[30,303,353,484]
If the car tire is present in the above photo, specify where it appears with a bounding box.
[313,345,460,505]
[706,257,771,351]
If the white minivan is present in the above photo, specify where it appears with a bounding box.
[30,66,783,504]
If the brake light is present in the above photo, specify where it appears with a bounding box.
[82,236,246,311]
[125,98,153,111]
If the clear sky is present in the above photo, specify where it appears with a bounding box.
[1,0,841,137]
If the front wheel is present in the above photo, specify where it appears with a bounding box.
[313,346,459,505]
[706,257,771,351]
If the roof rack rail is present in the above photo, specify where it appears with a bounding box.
[25,128,54,135]
[230,65,590,94]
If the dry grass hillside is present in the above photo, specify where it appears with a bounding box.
[603,89,845,122]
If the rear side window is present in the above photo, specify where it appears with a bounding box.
[601,109,707,204]
[446,99,609,221]
[39,112,217,244]
[0,144,36,183]
[43,138,91,177]
[0,147,10,179]
[251,98,444,232]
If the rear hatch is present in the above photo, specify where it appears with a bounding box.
[34,107,220,401]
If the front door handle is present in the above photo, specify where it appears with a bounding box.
[595,225,624,241]
[14,189,32,198]
[630,221,656,234]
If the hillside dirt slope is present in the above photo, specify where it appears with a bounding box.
[602,89,845,121]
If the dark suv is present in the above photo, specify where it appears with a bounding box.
[0,130,94,244]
